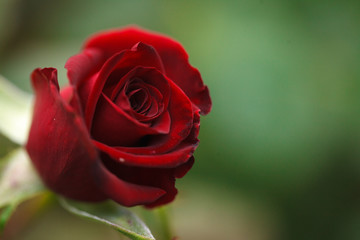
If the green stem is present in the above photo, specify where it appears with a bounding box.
[156,206,173,240]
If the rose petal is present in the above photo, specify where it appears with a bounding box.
[27,68,165,206]
[84,43,166,128]
[92,81,196,168]
[94,140,196,168]
[60,86,84,117]
[65,48,104,86]
[110,67,170,122]
[93,160,165,207]
[146,156,195,208]
[144,79,195,152]
[83,26,211,114]
[91,94,168,146]
[126,88,148,112]
[93,109,199,168]
[65,49,103,113]
[100,153,195,208]
[26,68,106,201]
[150,111,171,133]
[173,156,195,179]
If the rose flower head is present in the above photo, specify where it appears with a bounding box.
[26,26,211,207]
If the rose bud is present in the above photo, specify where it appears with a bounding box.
[26,26,211,207]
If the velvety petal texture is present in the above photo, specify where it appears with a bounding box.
[27,68,165,206]
[84,27,211,114]
[27,68,105,201]
[26,26,211,208]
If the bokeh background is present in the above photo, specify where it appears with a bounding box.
[1,0,360,239]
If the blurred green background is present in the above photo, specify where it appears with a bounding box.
[1,0,360,239]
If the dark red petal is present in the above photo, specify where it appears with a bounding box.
[65,49,104,114]
[27,68,165,206]
[60,86,84,117]
[132,79,195,153]
[84,26,211,114]
[91,94,167,146]
[173,156,195,179]
[145,157,195,208]
[127,88,148,112]
[65,48,104,86]
[92,109,199,169]
[93,160,165,207]
[84,43,166,128]
[94,140,196,168]
[110,67,170,123]
[100,153,195,208]
[182,107,201,146]
[131,41,165,72]
[26,68,106,201]
[150,111,171,134]
[92,81,195,168]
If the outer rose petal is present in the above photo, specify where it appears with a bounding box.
[26,68,165,206]
[65,48,104,87]
[83,26,212,115]
[94,140,196,168]
[26,68,106,201]
[65,49,104,114]
[101,154,195,208]
[93,160,165,207]
[95,109,200,170]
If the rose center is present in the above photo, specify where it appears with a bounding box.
[127,88,147,112]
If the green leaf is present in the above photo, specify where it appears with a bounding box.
[59,198,156,240]
[0,148,44,231]
[0,133,18,159]
[0,204,16,232]
[0,148,44,207]
[0,75,32,145]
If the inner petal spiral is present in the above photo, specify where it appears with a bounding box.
[91,67,172,146]
[128,88,147,112]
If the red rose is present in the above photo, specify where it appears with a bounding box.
[26,26,211,207]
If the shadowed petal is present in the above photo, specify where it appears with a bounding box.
[100,153,195,208]
[93,160,165,207]
[26,68,106,201]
